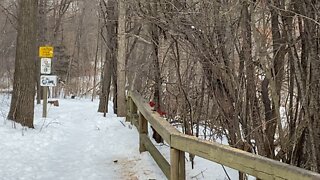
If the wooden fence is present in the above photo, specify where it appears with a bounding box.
[126,91,320,180]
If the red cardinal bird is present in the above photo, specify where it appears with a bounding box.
[149,101,166,116]
[149,101,156,107]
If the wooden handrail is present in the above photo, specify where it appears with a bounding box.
[127,91,320,180]
[171,133,320,180]
[128,91,179,144]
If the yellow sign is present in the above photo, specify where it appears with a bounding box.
[39,46,54,58]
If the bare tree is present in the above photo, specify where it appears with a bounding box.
[98,0,117,115]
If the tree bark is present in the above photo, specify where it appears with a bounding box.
[36,0,47,104]
[116,0,127,117]
[98,0,117,115]
[92,10,100,102]
[8,0,38,128]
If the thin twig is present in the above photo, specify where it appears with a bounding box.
[221,165,231,180]
[119,120,126,127]
[45,121,61,128]
[191,168,207,179]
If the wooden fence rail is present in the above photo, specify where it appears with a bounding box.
[126,91,320,180]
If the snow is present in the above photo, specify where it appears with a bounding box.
[0,94,246,180]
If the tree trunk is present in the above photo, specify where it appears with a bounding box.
[92,10,100,102]
[116,0,126,117]
[36,0,47,104]
[98,0,118,115]
[149,1,163,144]
[302,0,320,172]
[8,0,38,128]
[98,51,113,114]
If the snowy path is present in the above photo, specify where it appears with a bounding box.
[0,98,165,180]
[0,96,240,180]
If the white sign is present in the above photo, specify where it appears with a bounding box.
[41,58,52,74]
[40,75,57,87]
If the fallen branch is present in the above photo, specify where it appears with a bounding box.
[191,168,207,179]
[119,120,126,127]
[80,82,101,97]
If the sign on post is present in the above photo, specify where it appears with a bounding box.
[40,58,52,74]
[39,46,54,58]
[40,75,57,87]
[39,46,55,118]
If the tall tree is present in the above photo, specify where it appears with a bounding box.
[7,0,38,128]
[116,0,126,117]
[36,0,47,104]
[98,0,117,115]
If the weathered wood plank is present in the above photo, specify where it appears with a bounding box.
[139,113,148,153]
[141,134,170,179]
[131,114,139,128]
[128,97,137,123]
[126,97,130,122]
[129,91,179,144]
[179,151,185,180]
[171,133,320,180]
[170,148,179,180]
[126,113,139,128]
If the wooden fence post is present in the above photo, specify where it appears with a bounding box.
[132,102,137,125]
[126,96,130,122]
[171,147,186,180]
[139,112,148,153]
[170,148,179,180]
[179,151,186,180]
[129,97,138,124]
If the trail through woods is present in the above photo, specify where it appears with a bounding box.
[0,96,239,179]
[0,97,164,180]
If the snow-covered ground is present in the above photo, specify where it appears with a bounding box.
[0,94,241,180]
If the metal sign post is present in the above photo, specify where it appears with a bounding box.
[39,46,55,118]
[43,87,48,118]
